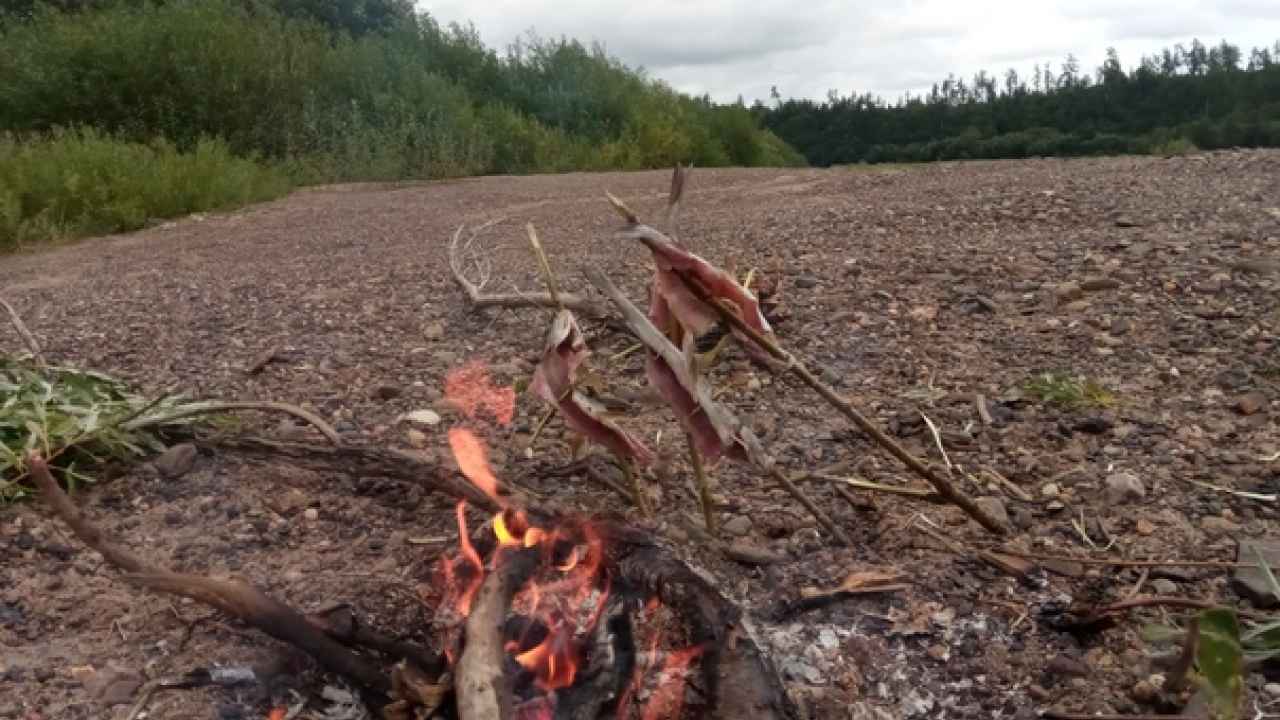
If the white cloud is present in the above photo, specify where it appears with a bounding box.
[417,0,1280,102]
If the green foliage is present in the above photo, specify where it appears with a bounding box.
[1023,371,1116,409]
[0,356,194,502]
[0,0,802,210]
[0,128,290,248]
[764,37,1280,165]
[1198,609,1244,720]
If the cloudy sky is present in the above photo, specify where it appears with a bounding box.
[418,0,1280,104]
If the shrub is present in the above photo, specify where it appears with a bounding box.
[0,128,290,249]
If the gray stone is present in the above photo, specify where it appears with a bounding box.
[1149,579,1178,595]
[1264,683,1280,698]
[401,409,441,427]
[1054,282,1084,302]
[154,443,198,479]
[721,516,753,537]
[1041,482,1061,499]
[1232,539,1280,608]
[1201,516,1242,535]
[1105,472,1145,504]
[974,496,1010,528]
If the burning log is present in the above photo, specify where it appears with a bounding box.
[456,548,540,720]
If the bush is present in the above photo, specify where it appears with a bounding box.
[0,0,803,185]
[0,128,290,249]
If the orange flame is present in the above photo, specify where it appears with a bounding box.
[514,618,579,690]
[455,501,485,617]
[449,428,501,501]
[445,360,516,425]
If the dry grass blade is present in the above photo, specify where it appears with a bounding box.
[123,401,341,445]
[0,297,46,368]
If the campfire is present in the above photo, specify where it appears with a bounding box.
[431,361,715,720]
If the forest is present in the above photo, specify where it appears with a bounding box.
[0,0,802,246]
[760,38,1280,165]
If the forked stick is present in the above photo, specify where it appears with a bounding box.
[636,237,1007,536]
[449,225,604,317]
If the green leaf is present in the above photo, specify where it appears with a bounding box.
[1142,623,1187,645]
[1251,546,1280,606]
[1197,608,1243,720]
[1240,619,1280,649]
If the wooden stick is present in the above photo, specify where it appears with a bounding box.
[648,250,1007,536]
[456,549,539,720]
[1,297,46,368]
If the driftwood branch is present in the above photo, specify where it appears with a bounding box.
[1,297,46,368]
[629,238,1007,536]
[449,225,604,317]
[28,452,392,697]
[584,268,850,546]
[456,549,539,720]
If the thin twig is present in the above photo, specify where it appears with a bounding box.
[0,297,46,368]
[1041,714,1186,720]
[526,223,562,310]
[688,434,716,535]
[809,472,944,502]
[919,413,953,473]
[124,401,341,445]
[1090,595,1271,621]
[642,245,1006,535]
[996,550,1258,569]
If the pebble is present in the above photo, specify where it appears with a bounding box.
[1054,282,1084,302]
[794,275,819,289]
[1131,679,1160,704]
[1041,483,1061,499]
[1104,472,1145,504]
[1264,683,1280,698]
[1135,518,1156,535]
[817,628,838,650]
[1045,653,1090,678]
[721,516,753,537]
[401,409,441,427]
[303,508,319,522]
[1235,392,1267,416]
[154,443,198,479]
[1149,579,1178,595]
[975,497,1009,528]
[1200,516,1242,535]
[406,429,428,448]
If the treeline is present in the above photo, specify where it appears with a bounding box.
[760,39,1280,165]
[0,0,802,246]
